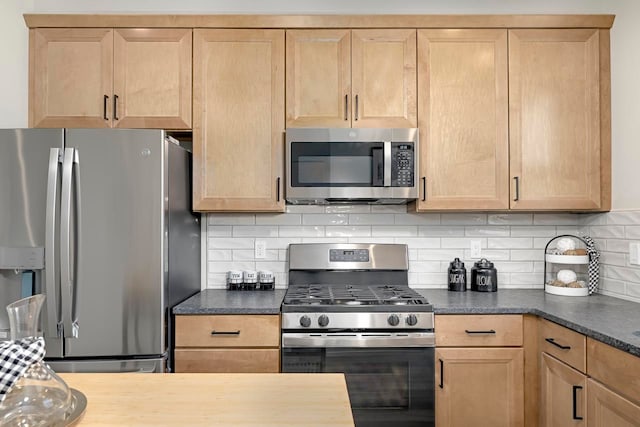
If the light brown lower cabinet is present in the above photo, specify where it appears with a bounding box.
[174,314,280,373]
[587,378,640,427]
[540,352,586,426]
[435,347,524,427]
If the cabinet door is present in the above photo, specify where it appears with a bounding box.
[286,29,351,128]
[509,29,603,210]
[351,29,416,127]
[193,29,285,211]
[436,348,524,427]
[416,30,509,210]
[30,28,113,128]
[113,29,192,129]
[540,353,587,426]
[587,379,640,427]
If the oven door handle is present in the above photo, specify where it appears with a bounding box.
[282,332,435,348]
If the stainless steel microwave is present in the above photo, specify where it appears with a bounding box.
[285,128,419,204]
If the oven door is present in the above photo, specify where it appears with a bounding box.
[281,332,435,427]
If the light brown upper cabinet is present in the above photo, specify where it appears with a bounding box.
[30,28,192,129]
[286,29,416,128]
[509,29,610,210]
[416,29,509,210]
[193,29,285,212]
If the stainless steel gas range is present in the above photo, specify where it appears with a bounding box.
[281,243,435,427]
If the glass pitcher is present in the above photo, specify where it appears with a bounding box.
[0,294,72,426]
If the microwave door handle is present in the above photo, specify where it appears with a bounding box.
[371,147,384,187]
[383,141,392,187]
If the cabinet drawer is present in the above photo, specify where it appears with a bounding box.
[435,315,523,347]
[588,338,640,404]
[175,349,280,373]
[539,318,586,372]
[175,315,280,348]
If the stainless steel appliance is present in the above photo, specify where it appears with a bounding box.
[281,243,434,427]
[0,129,200,373]
[285,128,419,204]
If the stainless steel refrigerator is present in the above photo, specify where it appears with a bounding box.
[0,129,200,373]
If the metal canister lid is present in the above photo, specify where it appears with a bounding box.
[449,257,465,269]
[473,258,494,269]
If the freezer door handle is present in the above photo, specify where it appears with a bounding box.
[45,148,63,337]
[60,148,79,338]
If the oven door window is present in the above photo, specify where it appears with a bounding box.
[282,347,434,427]
[290,142,384,187]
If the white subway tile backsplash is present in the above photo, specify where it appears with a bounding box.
[202,208,640,301]
[371,226,417,237]
[441,213,486,225]
[418,226,465,237]
[207,226,233,237]
[208,214,255,225]
[533,213,580,225]
[325,205,371,214]
[326,226,372,237]
[279,226,324,237]
[394,237,440,248]
[209,237,255,250]
[510,226,556,237]
[625,226,640,239]
[606,211,640,225]
[348,237,396,244]
[302,214,348,225]
[465,226,510,237]
[441,237,487,249]
[488,213,533,225]
[349,214,395,225]
[371,205,407,214]
[255,213,302,225]
[286,205,324,214]
[395,213,440,225]
[208,249,232,261]
[588,226,625,239]
[232,226,278,237]
[488,237,533,249]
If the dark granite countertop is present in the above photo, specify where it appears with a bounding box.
[173,289,286,315]
[173,288,640,357]
[416,289,640,357]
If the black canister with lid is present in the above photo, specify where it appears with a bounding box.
[470,258,498,292]
[447,258,467,292]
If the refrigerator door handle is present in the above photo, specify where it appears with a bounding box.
[45,148,63,337]
[60,148,79,338]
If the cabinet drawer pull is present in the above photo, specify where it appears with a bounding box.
[421,177,426,201]
[113,94,119,121]
[103,95,109,121]
[354,94,359,121]
[439,358,444,389]
[465,329,496,334]
[513,176,520,202]
[572,385,583,420]
[211,330,240,336]
[276,177,281,202]
[545,337,571,350]
[344,94,349,121]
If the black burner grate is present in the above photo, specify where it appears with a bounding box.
[284,284,427,306]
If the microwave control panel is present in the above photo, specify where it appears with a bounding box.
[391,143,415,187]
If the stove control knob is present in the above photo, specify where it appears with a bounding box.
[318,314,330,327]
[388,314,400,326]
[406,314,418,326]
[300,315,311,328]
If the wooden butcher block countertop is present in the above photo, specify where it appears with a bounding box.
[60,373,354,426]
